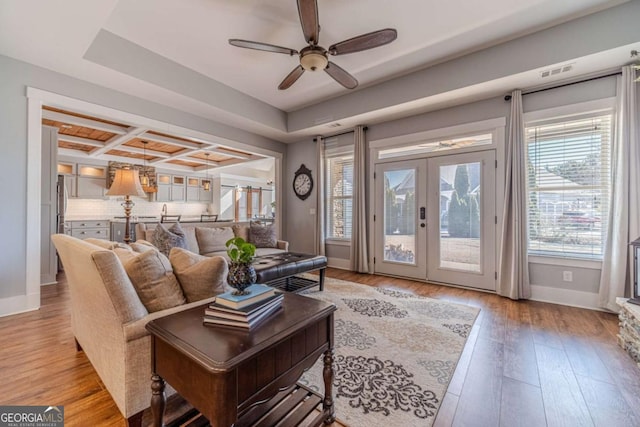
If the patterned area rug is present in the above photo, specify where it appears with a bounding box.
[299,277,480,427]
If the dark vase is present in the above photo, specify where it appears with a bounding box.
[228,262,257,295]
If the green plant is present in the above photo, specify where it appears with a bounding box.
[225,237,256,264]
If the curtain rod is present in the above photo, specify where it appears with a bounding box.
[504,71,622,101]
[313,126,368,142]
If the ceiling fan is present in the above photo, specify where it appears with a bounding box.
[228,0,397,90]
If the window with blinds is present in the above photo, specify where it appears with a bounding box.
[526,113,612,259]
[326,154,354,239]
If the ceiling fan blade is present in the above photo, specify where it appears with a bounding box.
[229,39,298,56]
[297,0,319,45]
[325,62,358,89]
[328,28,397,55]
[278,65,305,90]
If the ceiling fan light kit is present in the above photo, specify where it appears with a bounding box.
[229,0,397,90]
[300,47,328,71]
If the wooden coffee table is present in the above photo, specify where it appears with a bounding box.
[146,293,336,427]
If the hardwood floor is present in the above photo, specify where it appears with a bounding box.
[1,268,639,426]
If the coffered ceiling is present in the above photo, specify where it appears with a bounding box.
[43,106,265,172]
[1,0,639,144]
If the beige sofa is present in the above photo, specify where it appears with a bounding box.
[135,221,288,258]
[51,234,222,427]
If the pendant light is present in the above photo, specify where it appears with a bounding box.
[203,152,211,191]
[140,140,150,187]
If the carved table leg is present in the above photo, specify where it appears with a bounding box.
[322,348,335,424]
[151,373,166,427]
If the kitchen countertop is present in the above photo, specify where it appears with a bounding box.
[65,217,111,222]
[66,216,233,223]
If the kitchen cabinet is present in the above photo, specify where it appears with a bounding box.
[77,164,107,199]
[66,220,110,240]
[57,162,107,199]
[171,175,185,201]
[77,176,107,198]
[57,162,77,198]
[42,126,58,284]
[155,173,186,202]
[186,176,200,202]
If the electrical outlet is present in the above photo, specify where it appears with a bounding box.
[563,271,573,282]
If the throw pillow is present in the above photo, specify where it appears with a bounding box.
[152,222,188,257]
[232,224,249,242]
[249,221,277,248]
[169,247,230,302]
[113,246,139,266]
[123,249,186,312]
[130,240,156,253]
[195,227,234,255]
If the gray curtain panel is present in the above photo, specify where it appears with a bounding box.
[315,136,326,256]
[350,125,370,273]
[599,66,640,312]
[498,89,531,299]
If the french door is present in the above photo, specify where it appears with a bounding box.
[374,151,496,290]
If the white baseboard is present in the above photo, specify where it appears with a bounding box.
[530,284,603,311]
[0,293,40,317]
[327,257,351,270]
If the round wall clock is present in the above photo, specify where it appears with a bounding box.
[293,164,313,200]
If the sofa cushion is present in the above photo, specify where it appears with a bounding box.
[249,221,277,248]
[85,238,130,251]
[113,246,139,265]
[130,240,156,253]
[195,226,234,255]
[169,247,230,302]
[232,224,249,242]
[182,227,199,254]
[122,249,186,312]
[91,250,149,323]
[153,222,188,256]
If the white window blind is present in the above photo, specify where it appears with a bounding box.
[326,154,354,240]
[526,113,612,259]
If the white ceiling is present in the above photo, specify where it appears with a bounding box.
[0,0,636,143]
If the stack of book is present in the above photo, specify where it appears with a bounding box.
[204,284,283,329]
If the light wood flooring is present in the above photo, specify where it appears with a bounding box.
[1,269,639,426]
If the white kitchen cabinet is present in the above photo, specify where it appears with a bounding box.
[171,175,185,201]
[155,173,171,202]
[154,173,187,202]
[186,176,200,202]
[41,126,58,285]
[58,163,107,199]
[66,220,110,240]
[77,176,107,199]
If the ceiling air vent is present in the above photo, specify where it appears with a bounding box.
[540,63,573,78]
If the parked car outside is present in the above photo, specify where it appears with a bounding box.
[558,211,600,230]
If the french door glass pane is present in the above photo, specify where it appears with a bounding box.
[383,169,416,264]
[439,162,481,272]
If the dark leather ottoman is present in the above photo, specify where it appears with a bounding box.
[253,252,327,292]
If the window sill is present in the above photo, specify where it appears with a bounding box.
[528,255,602,270]
[325,239,351,247]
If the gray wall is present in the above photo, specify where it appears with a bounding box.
[0,54,285,302]
[284,139,318,254]
[286,75,622,299]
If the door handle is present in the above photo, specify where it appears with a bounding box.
[420,207,426,220]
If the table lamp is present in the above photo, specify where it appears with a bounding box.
[106,167,146,243]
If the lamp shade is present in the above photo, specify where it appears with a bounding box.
[106,168,147,197]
